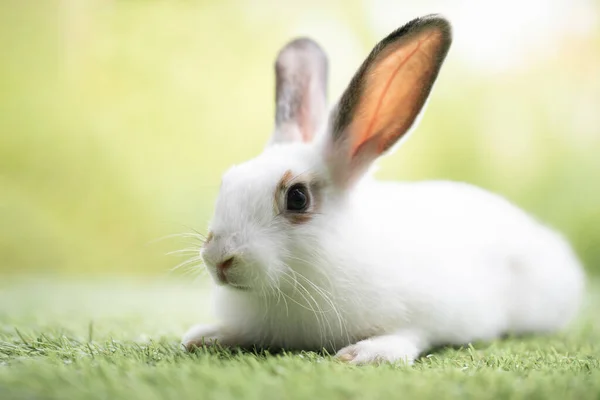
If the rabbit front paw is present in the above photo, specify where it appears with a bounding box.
[335,334,422,365]
[182,323,222,351]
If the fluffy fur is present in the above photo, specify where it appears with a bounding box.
[182,15,585,365]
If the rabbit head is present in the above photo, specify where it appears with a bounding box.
[200,15,452,293]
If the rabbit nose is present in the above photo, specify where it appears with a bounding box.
[217,257,234,271]
[216,257,235,282]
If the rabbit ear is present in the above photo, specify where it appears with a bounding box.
[324,15,451,188]
[269,38,328,145]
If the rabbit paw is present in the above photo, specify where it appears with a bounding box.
[182,323,221,351]
[335,335,422,365]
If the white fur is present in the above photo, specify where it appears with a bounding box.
[183,143,585,364]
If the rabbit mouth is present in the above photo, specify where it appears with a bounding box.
[226,283,251,291]
[215,275,251,291]
[215,270,251,291]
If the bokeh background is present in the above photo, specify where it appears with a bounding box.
[1,0,599,278]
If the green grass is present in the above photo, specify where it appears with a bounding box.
[1,279,599,400]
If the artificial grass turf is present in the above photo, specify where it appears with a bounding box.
[0,278,598,400]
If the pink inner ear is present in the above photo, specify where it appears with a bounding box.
[299,76,327,143]
[349,29,441,158]
[298,80,313,143]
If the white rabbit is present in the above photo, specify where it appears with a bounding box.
[182,15,585,364]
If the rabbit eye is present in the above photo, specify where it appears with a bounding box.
[286,183,309,212]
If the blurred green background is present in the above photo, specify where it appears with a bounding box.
[1,0,599,277]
